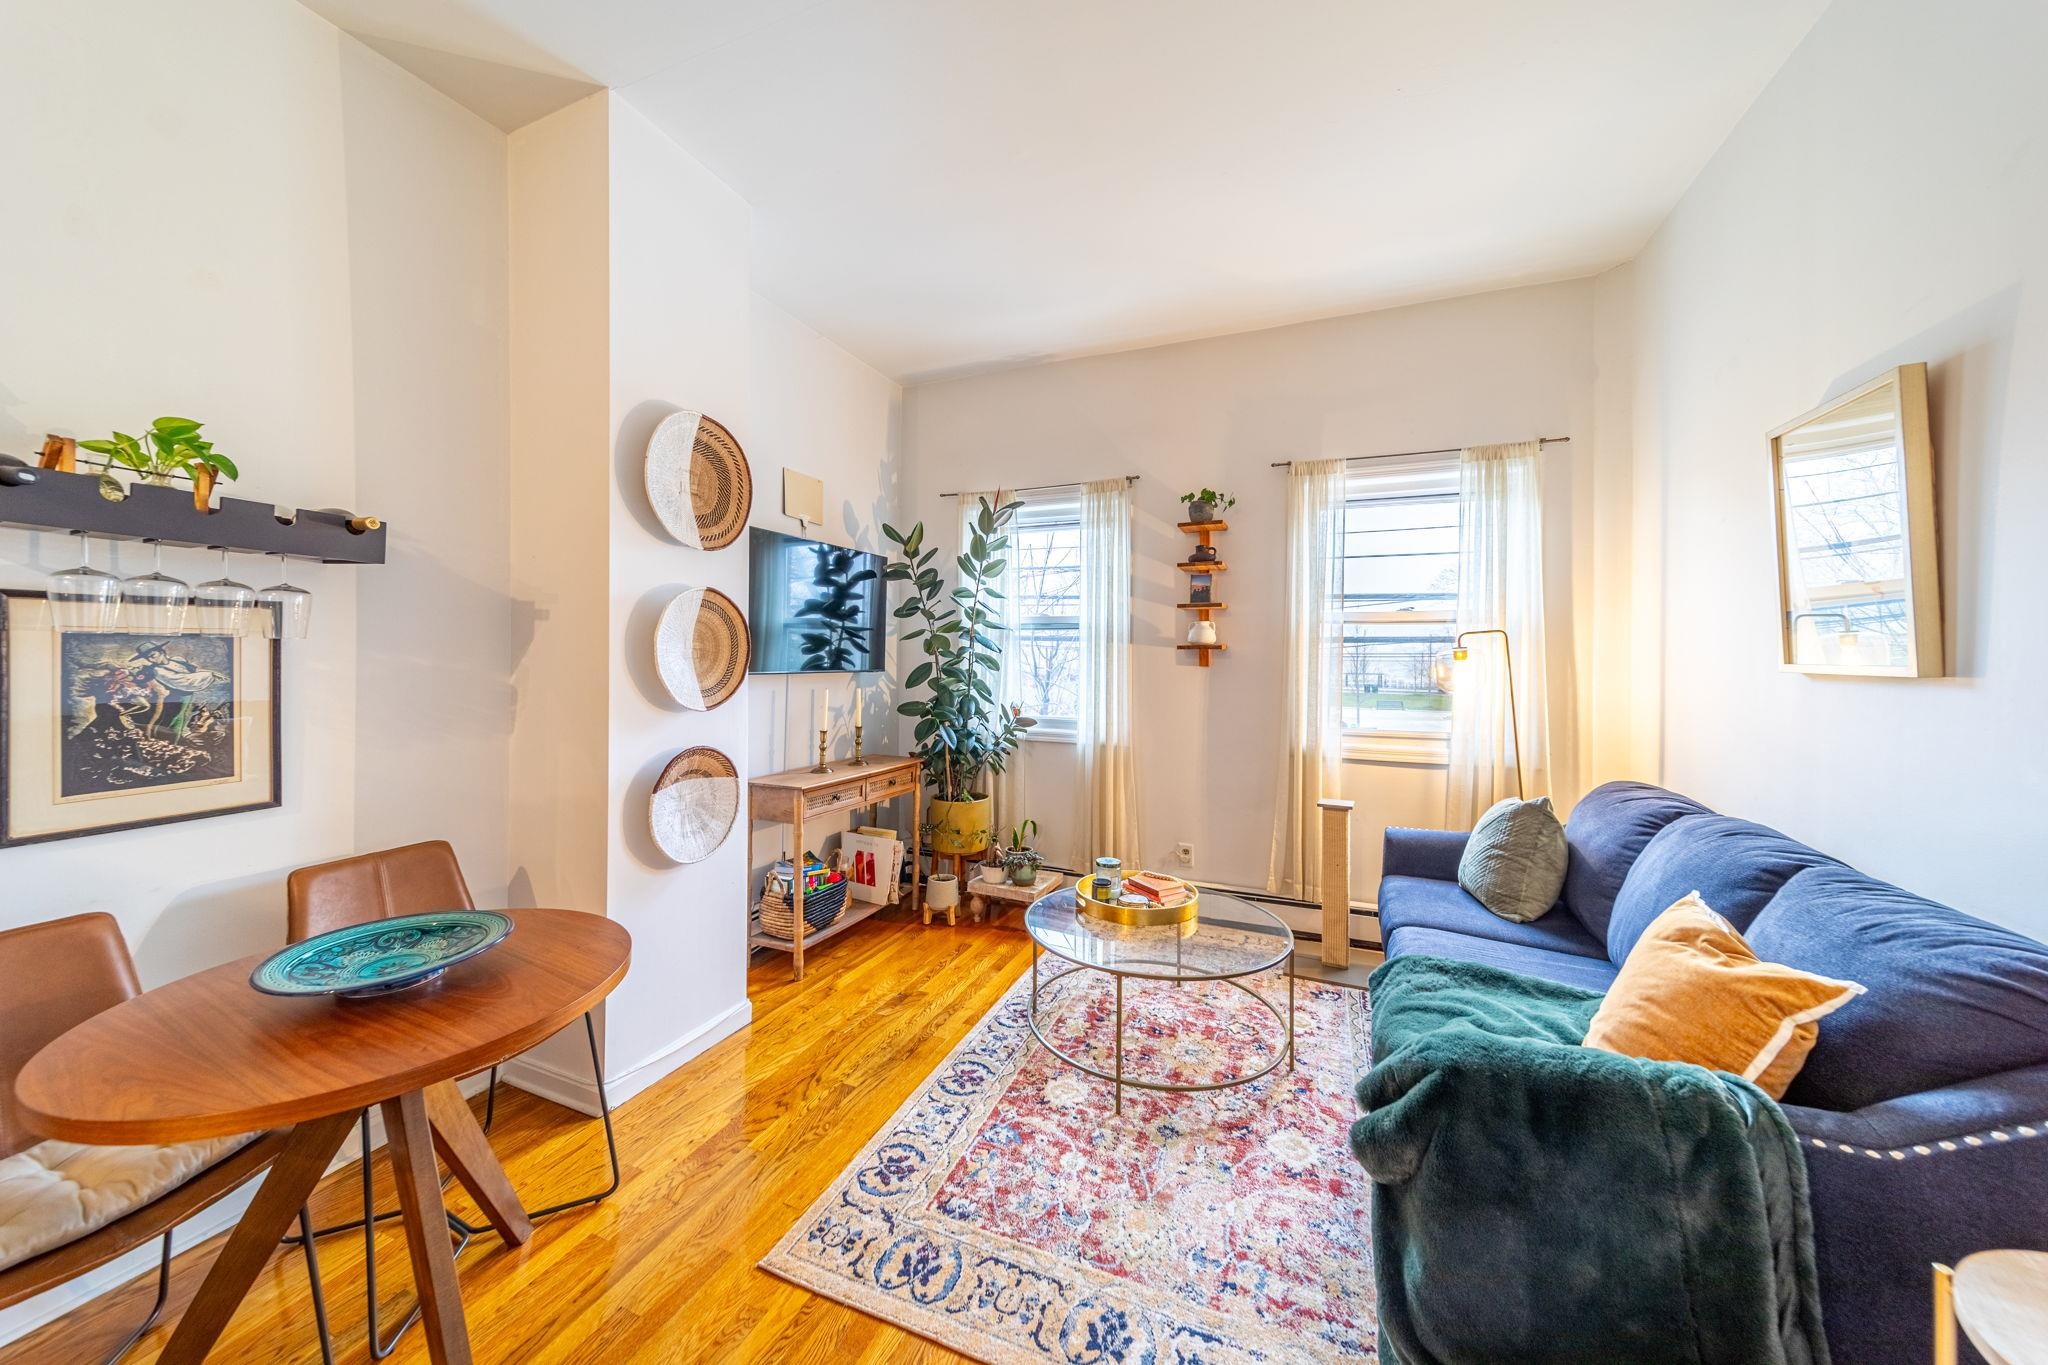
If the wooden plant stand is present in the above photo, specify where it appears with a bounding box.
[965,868,1066,924]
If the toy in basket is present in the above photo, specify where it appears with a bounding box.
[758,855,847,939]
[1076,868,1198,927]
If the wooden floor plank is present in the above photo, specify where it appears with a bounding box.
[1,909,1028,1363]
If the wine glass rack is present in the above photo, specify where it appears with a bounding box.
[0,459,386,565]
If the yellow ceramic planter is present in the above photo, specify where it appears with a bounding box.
[928,795,993,856]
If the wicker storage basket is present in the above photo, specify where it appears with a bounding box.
[758,877,847,940]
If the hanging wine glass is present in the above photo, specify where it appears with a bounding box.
[47,533,123,631]
[254,553,312,640]
[121,541,193,634]
[193,548,255,637]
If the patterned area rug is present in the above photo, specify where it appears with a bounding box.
[762,961,1377,1363]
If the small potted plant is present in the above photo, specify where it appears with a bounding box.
[80,417,240,511]
[1179,488,1237,524]
[979,845,1007,885]
[1001,819,1042,886]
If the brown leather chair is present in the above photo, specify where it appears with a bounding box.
[285,840,484,1355]
[285,839,478,944]
[284,842,618,1355]
[0,913,332,1364]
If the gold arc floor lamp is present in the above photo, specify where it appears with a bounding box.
[1434,628,1525,800]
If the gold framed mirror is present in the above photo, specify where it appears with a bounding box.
[1769,363,1941,677]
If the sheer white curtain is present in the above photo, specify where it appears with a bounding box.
[1077,477,1140,865]
[1268,458,1346,900]
[958,490,1027,834]
[1446,440,1550,825]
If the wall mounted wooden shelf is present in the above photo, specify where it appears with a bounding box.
[1178,515,1228,663]
[0,468,387,564]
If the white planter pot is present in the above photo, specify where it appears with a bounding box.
[926,873,959,911]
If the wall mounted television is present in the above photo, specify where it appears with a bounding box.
[747,527,887,674]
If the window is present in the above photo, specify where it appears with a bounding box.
[1339,463,1460,758]
[1006,497,1082,734]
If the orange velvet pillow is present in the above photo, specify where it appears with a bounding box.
[1583,893,1865,1099]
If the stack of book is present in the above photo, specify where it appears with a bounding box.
[1123,872,1193,907]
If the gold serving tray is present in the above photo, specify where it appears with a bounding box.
[1076,875,1198,927]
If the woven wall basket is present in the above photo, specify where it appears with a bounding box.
[655,586,749,710]
[649,746,740,864]
[643,410,752,550]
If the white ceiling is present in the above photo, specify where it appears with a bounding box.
[303,0,1829,382]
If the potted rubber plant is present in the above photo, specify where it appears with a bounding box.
[1002,819,1042,886]
[80,417,240,511]
[884,497,1028,861]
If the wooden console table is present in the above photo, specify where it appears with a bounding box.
[749,754,921,981]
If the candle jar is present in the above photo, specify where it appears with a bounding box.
[1092,856,1123,901]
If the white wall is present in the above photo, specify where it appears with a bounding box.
[745,297,907,889]
[0,0,510,971]
[1621,0,2048,933]
[601,95,755,1082]
[903,280,1610,913]
[0,0,511,1338]
[500,101,909,1097]
[501,93,616,1095]
[341,36,514,904]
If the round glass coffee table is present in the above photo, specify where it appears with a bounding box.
[1023,887,1296,1114]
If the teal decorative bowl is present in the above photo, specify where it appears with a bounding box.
[251,910,513,999]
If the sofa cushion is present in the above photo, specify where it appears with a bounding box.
[0,1133,256,1272]
[1748,866,2048,1111]
[1458,797,1569,923]
[1384,924,1620,994]
[1606,815,1841,962]
[1378,875,1607,959]
[1561,783,1713,945]
[1585,893,1865,1099]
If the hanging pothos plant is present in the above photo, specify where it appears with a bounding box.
[80,417,239,486]
[883,496,1028,804]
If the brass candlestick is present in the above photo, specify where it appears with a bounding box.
[848,721,868,766]
[810,728,832,774]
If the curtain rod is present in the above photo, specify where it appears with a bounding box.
[938,475,1138,497]
[1268,436,1570,469]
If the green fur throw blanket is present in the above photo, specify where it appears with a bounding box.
[1352,955,1830,1365]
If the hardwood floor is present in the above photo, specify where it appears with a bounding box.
[3,908,1033,1364]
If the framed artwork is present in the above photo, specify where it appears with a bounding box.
[1,590,281,846]
[1768,362,1942,677]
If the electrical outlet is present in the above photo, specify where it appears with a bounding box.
[1173,842,1194,866]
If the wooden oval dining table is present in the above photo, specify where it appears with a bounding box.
[12,906,630,1365]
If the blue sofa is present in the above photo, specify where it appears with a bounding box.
[1379,781,2048,1365]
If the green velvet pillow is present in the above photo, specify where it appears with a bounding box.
[1458,796,1568,923]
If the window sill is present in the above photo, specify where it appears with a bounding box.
[1343,731,1449,767]
[1020,724,1077,745]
